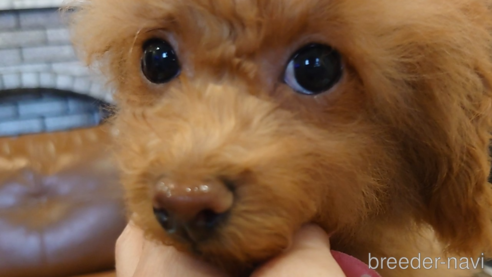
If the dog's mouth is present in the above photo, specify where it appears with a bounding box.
[153,206,231,245]
[146,166,326,275]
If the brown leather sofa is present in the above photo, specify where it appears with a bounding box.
[0,124,125,277]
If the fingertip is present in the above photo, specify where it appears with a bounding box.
[252,225,345,277]
[292,224,331,251]
[115,222,145,277]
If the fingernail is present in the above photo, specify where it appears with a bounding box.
[331,251,382,277]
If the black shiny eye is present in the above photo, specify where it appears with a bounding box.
[284,44,342,95]
[141,39,180,84]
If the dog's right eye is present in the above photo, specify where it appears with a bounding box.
[141,39,180,84]
[283,44,342,95]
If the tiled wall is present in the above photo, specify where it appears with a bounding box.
[0,0,65,10]
[0,89,109,137]
[0,7,111,102]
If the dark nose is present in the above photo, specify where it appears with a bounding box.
[152,177,234,243]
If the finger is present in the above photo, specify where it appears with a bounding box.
[331,251,382,277]
[291,224,332,250]
[131,235,228,277]
[252,224,346,277]
[115,222,145,277]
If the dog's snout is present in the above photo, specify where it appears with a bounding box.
[153,177,233,242]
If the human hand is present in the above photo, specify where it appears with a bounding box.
[115,222,380,277]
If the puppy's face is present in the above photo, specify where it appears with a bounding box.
[70,0,492,273]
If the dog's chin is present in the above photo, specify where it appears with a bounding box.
[166,236,268,276]
[153,218,298,276]
[201,246,282,276]
[194,243,256,276]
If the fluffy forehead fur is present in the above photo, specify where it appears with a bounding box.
[69,0,492,276]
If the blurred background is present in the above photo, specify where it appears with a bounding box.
[0,1,125,277]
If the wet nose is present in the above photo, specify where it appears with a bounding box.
[152,177,234,243]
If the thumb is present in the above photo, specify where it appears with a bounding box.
[252,224,346,277]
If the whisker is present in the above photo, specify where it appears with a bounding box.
[129,28,143,57]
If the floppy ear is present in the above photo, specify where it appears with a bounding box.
[425,112,492,256]
[365,1,492,256]
[402,5,492,256]
[420,6,492,257]
[391,52,492,256]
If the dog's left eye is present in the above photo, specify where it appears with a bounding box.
[284,44,342,95]
[141,39,180,84]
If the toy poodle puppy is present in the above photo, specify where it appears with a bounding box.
[67,0,492,276]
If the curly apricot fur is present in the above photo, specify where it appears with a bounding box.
[67,1,492,276]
